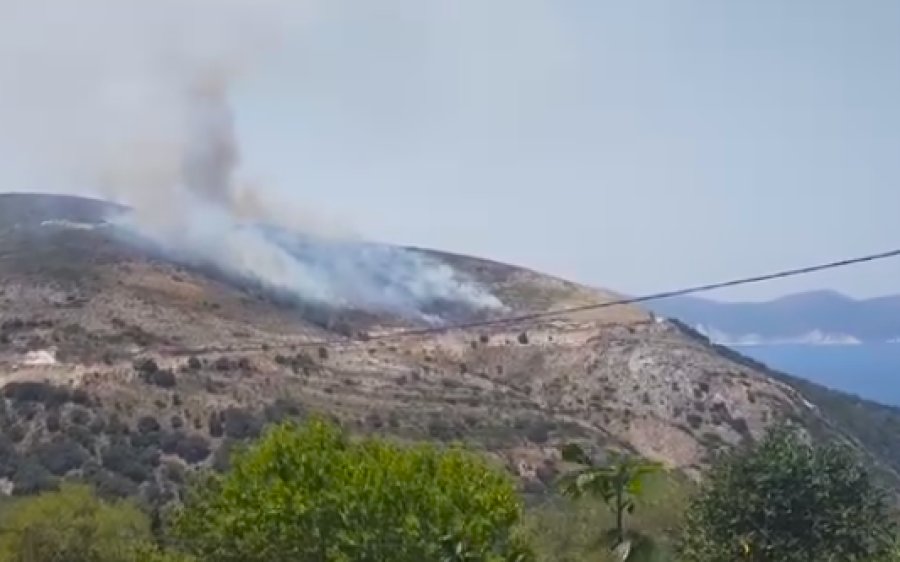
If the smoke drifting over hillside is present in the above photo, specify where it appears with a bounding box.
[0,0,502,319]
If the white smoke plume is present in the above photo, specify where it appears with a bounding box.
[0,0,503,319]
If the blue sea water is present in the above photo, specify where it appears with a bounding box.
[735,344,900,407]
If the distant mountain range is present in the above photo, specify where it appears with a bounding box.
[647,290,900,345]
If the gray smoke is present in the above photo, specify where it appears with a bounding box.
[0,0,503,319]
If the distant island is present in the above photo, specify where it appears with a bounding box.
[647,290,900,346]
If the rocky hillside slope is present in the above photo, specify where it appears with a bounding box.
[0,193,896,505]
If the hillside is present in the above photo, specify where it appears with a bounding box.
[650,292,900,344]
[0,193,898,505]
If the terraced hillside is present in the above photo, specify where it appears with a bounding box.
[0,192,896,507]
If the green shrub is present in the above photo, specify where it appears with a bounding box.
[173,434,211,464]
[65,423,96,450]
[12,460,56,495]
[221,407,261,439]
[82,466,139,499]
[0,434,20,478]
[171,417,532,562]
[0,483,150,562]
[679,426,896,561]
[35,437,89,476]
[138,415,162,434]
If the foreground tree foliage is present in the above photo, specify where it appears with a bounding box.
[3,419,900,562]
[0,483,169,562]
[170,418,532,562]
[678,426,896,562]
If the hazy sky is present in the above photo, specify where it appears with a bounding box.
[227,0,900,301]
[8,1,900,302]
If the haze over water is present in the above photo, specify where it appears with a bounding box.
[738,343,900,406]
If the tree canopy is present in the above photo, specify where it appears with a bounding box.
[678,426,896,562]
[0,483,155,562]
[170,418,532,562]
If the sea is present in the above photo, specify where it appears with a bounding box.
[734,343,900,407]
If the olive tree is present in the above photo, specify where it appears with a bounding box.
[171,418,532,562]
[679,425,896,562]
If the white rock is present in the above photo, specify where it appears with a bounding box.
[24,349,57,366]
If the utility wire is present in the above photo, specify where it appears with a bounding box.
[170,246,900,354]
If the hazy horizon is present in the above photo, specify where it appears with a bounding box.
[3,0,899,302]
[656,288,900,305]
